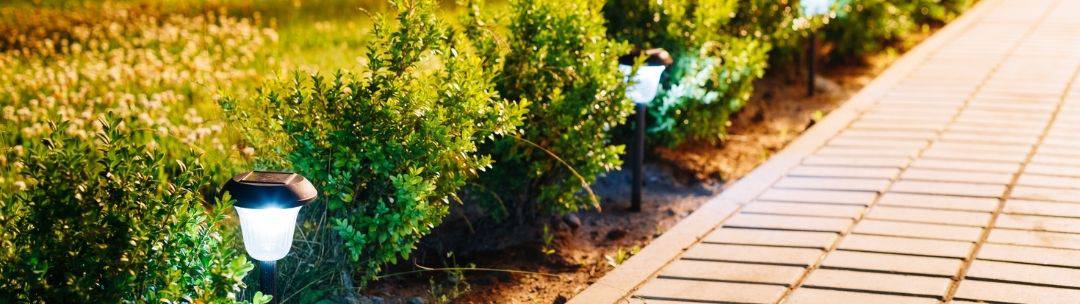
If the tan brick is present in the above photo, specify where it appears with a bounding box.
[838,234,972,258]
[870,104,960,114]
[803,155,911,168]
[624,298,690,304]
[866,206,990,227]
[901,168,1014,185]
[659,260,804,286]
[821,250,962,277]
[949,123,1044,136]
[995,214,1080,234]
[966,260,1080,288]
[956,116,1050,129]
[758,189,877,205]
[1037,143,1080,157]
[786,288,939,304]
[724,213,852,233]
[853,219,983,242]
[950,125,1041,139]
[849,120,946,132]
[743,201,865,219]
[949,116,1045,130]
[978,243,1080,268]
[1007,186,1080,203]
[704,228,838,249]
[816,146,921,158]
[1033,153,1080,166]
[930,141,1032,154]
[940,132,1039,145]
[1044,136,1080,150]
[634,278,787,304]
[840,129,940,140]
[773,177,890,192]
[829,137,928,149]
[862,111,954,121]
[922,146,1029,163]
[854,112,952,123]
[802,269,951,297]
[953,280,1080,304]
[891,180,1006,198]
[878,192,998,212]
[1024,163,1080,178]
[1017,174,1080,189]
[987,229,1080,250]
[960,109,1051,120]
[682,243,823,266]
[1003,199,1080,218]
[910,158,1021,173]
[787,165,901,179]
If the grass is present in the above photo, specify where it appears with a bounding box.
[0,0,485,166]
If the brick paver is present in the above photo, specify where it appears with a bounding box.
[571,0,1080,302]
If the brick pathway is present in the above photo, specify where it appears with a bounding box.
[571,0,1080,303]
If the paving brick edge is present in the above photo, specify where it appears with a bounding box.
[568,1,1000,302]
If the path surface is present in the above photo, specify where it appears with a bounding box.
[570,0,1080,303]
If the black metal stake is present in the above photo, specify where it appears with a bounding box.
[631,103,645,212]
[807,31,816,97]
[259,260,277,304]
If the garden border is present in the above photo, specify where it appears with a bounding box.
[568,0,1000,302]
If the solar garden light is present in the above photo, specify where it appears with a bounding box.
[222,171,317,304]
[802,0,832,97]
[619,48,673,212]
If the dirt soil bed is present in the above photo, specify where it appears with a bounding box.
[361,50,904,303]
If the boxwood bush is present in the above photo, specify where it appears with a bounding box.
[604,0,770,145]
[909,0,975,25]
[728,0,799,52]
[0,117,255,303]
[823,0,974,61]
[466,0,632,215]
[823,0,917,60]
[232,0,526,290]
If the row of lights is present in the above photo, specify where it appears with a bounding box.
[223,53,676,301]
[227,10,832,294]
[617,0,831,209]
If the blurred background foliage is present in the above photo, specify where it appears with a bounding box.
[0,0,977,302]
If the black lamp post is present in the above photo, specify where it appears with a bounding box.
[803,0,832,97]
[223,171,317,304]
[807,31,816,97]
[619,49,673,212]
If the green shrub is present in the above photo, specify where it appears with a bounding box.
[467,0,631,215]
[603,0,734,55]
[0,117,254,303]
[730,0,809,70]
[823,0,974,61]
[727,0,799,50]
[908,0,975,25]
[651,38,770,144]
[604,0,770,145]
[823,0,916,59]
[235,0,525,287]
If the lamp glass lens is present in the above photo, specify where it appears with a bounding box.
[802,0,831,16]
[235,206,302,261]
[619,64,667,104]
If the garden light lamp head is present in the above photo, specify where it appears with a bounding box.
[802,0,832,16]
[223,171,317,261]
[619,48,674,105]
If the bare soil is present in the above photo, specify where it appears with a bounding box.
[360,51,902,304]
